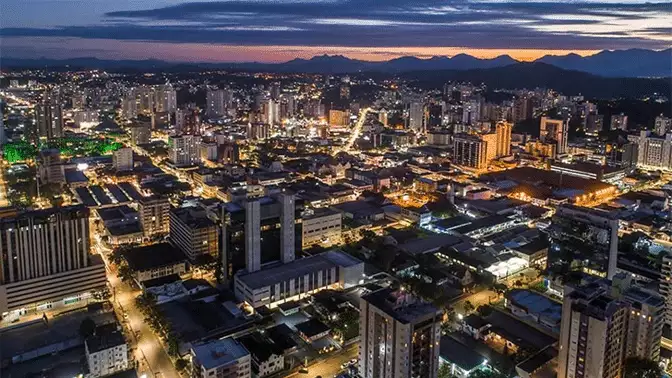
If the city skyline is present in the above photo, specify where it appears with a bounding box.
[1,0,670,62]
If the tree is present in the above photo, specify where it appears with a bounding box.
[477,305,493,317]
[437,363,454,378]
[117,265,134,282]
[167,334,180,356]
[514,280,523,287]
[623,357,664,378]
[463,300,475,314]
[79,317,96,339]
[175,358,188,371]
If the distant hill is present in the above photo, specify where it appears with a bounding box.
[399,63,671,99]
[2,48,670,77]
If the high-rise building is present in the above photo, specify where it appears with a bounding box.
[558,280,665,378]
[154,84,177,113]
[512,96,533,123]
[206,89,227,118]
[191,338,251,378]
[247,123,271,140]
[261,99,280,125]
[35,99,64,139]
[540,117,568,155]
[585,112,604,135]
[329,109,350,128]
[175,107,201,135]
[0,107,5,146]
[452,134,488,170]
[139,195,171,237]
[610,113,628,131]
[278,192,295,264]
[658,254,672,326]
[38,148,65,184]
[121,96,138,119]
[130,124,151,146]
[655,115,672,136]
[358,288,442,378]
[340,83,351,100]
[461,100,481,125]
[112,147,133,172]
[408,102,424,132]
[169,134,201,167]
[557,283,629,378]
[244,199,261,273]
[270,82,282,100]
[169,207,219,261]
[494,121,512,157]
[0,206,106,315]
[628,131,672,170]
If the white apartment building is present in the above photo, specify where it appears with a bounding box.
[301,208,342,250]
[191,338,251,378]
[85,327,129,378]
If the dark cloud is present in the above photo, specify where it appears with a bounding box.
[2,0,670,50]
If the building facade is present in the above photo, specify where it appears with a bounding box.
[191,338,251,378]
[139,196,171,236]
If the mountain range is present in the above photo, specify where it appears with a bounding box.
[2,49,670,77]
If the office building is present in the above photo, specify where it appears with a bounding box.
[112,147,133,172]
[301,208,342,250]
[0,206,106,315]
[35,99,64,139]
[169,207,219,261]
[278,192,295,264]
[234,249,363,309]
[358,288,442,378]
[655,115,672,136]
[610,113,628,131]
[169,134,201,167]
[138,196,170,236]
[191,338,251,378]
[85,325,129,378]
[244,199,262,273]
[628,131,672,170]
[540,117,568,155]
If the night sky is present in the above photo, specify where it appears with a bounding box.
[2,0,670,62]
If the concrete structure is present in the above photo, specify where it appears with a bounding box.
[206,89,232,118]
[244,199,261,273]
[610,113,628,131]
[301,208,342,250]
[38,148,65,184]
[278,192,295,263]
[494,121,512,157]
[191,338,251,378]
[540,117,568,155]
[234,249,363,309]
[169,207,219,261]
[112,147,133,172]
[138,196,170,236]
[85,326,129,378]
[169,134,201,167]
[655,115,672,136]
[35,98,64,139]
[154,84,177,113]
[130,124,151,146]
[452,134,488,169]
[628,131,672,171]
[408,102,424,132]
[122,243,187,283]
[0,206,106,315]
[620,285,664,362]
[359,288,442,378]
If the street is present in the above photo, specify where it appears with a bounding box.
[453,289,498,316]
[289,344,359,378]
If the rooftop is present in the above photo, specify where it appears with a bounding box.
[191,338,250,370]
[439,336,487,371]
[295,318,331,338]
[122,243,186,272]
[362,288,439,324]
[236,249,362,290]
[85,326,126,354]
[170,207,216,229]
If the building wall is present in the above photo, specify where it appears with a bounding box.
[87,343,129,378]
[302,212,342,249]
[135,262,187,282]
[139,197,171,236]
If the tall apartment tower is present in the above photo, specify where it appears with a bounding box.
[495,121,512,157]
[169,134,201,167]
[206,89,227,118]
[452,134,488,170]
[540,117,568,155]
[358,288,442,378]
[138,196,171,236]
[408,102,425,133]
[244,199,261,273]
[113,147,133,172]
[35,98,64,139]
[558,280,665,378]
[0,206,106,314]
[278,192,295,263]
[658,254,672,326]
[557,283,628,378]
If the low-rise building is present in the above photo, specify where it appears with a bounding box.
[301,208,342,250]
[122,243,187,283]
[191,338,251,378]
[238,332,285,377]
[85,324,129,378]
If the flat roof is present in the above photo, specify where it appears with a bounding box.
[122,243,186,272]
[85,326,126,353]
[295,318,331,338]
[236,250,362,290]
[191,338,249,370]
[452,214,514,235]
[399,234,463,256]
[439,336,486,371]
